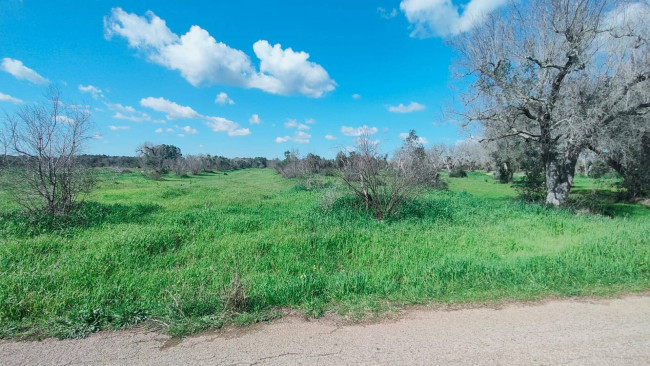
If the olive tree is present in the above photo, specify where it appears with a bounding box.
[3,91,95,215]
[453,0,650,206]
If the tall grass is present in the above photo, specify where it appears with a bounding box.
[0,169,648,338]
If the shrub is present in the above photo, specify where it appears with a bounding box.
[449,166,468,178]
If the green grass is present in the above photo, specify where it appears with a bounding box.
[1,169,648,338]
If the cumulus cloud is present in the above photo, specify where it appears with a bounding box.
[388,101,425,113]
[1,58,49,84]
[249,113,262,125]
[179,125,198,134]
[352,93,362,100]
[305,118,316,125]
[204,116,250,136]
[249,40,336,97]
[400,0,508,38]
[284,118,310,131]
[0,91,23,104]
[377,7,398,19]
[106,102,151,122]
[341,125,379,137]
[215,92,235,105]
[140,97,202,120]
[399,132,429,145]
[55,115,74,124]
[155,128,163,133]
[78,84,104,99]
[104,8,335,97]
[140,96,249,136]
[275,130,311,144]
[109,125,130,131]
[325,134,337,140]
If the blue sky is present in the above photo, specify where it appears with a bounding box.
[0,0,505,158]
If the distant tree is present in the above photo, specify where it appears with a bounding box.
[3,90,95,215]
[137,142,182,177]
[593,130,650,198]
[185,155,203,175]
[453,0,650,206]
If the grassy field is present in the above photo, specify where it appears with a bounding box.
[1,169,648,338]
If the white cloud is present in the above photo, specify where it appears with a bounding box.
[400,0,508,38]
[305,118,316,125]
[215,92,235,105]
[249,40,336,97]
[55,116,74,124]
[109,125,130,131]
[78,84,103,99]
[178,134,185,137]
[155,128,163,133]
[352,93,362,100]
[92,134,104,140]
[0,58,49,84]
[140,97,202,120]
[284,118,310,130]
[341,125,379,137]
[249,113,262,125]
[204,116,250,136]
[388,101,426,113]
[166,128,174,132]
[399,132,429,145]
[293,131,311,144]
[0,91,23,104]
[139,96,249,136]
[104,8,335,97]
[377,7,398,19]
[275,130,311,144]
[106,102,151,122]
[325,134,337,140]
[103,8,178,49]
[180,125,198,134]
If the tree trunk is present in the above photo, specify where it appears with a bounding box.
[545,154,578,207]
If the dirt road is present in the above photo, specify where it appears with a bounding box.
[2,294,649,365]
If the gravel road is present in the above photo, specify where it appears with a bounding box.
[2,294,649,365]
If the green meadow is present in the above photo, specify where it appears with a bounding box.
[1,169,648,338]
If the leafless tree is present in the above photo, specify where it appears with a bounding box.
[340,131,440,220]
[453,0,650,205]
[0,128,8,167]
[3,90,95,215]
[185,155,203,175]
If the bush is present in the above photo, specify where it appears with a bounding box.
[339,130,441,220]
[449,166,468,178]
[513,150,546,203]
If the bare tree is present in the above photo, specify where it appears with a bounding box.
[453,0,650,206]
[340,131,440,220]
[4,90,95,215]
[185,155,203,175]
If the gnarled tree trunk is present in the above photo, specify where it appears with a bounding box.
[545,152,579,207]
